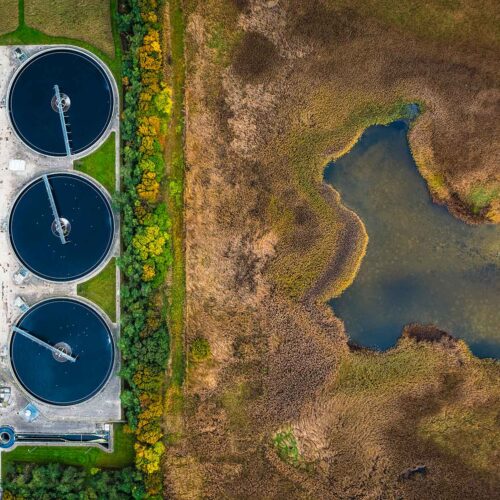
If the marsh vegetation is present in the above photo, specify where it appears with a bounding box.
[166,0,500,498]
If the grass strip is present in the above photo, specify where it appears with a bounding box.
[77,259,117,322]
[75,132,116,195]
[164,0,186,423]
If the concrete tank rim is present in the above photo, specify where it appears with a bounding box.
[6,44,119,161]
[7,170,116,285]
[7,296,117,408]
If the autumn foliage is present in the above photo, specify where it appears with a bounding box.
[118,0,172,496]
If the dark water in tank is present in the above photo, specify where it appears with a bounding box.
[324,121,500,358]
[10,299,114,406]
[8,49,113,156]
[9,173,114,282]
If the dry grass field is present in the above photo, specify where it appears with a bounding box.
[164,0,500,498]
[0,0,18,35]
[24,0,115,56]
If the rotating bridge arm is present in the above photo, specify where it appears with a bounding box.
[42,174,67,245]
[12,326,77,363]
[53,84,72,157]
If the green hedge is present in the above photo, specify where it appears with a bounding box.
[117,0,172,496]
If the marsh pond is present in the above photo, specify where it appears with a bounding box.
[325,121,500,359]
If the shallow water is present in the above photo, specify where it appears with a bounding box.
[324,121,500,358]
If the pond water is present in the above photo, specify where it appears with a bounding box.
[324,121,500,359]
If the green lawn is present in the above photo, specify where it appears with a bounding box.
[2,424,134,474]
[75,132,116,195]
[77,259,117,322]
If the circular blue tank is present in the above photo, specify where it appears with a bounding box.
[0,427,15,449]
[9,172,114,282]
[10,298,114,406]
[8,48,113,156]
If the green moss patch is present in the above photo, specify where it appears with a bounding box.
[273,427,300,464]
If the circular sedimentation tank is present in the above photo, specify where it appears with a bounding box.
[8,48,113,156]
[9,172,114,282]
[10,298,114,406]
[0,427,15,449]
